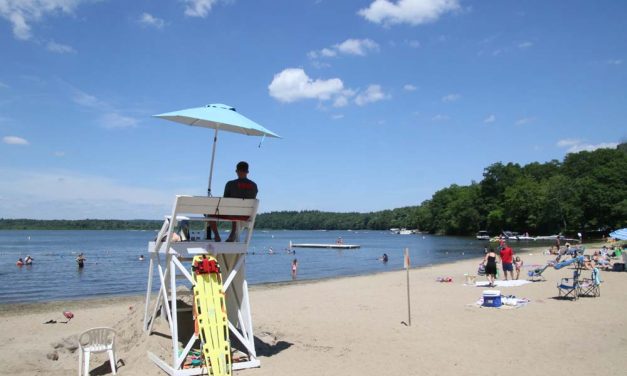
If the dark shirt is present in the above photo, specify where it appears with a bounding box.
[224,178,258,199]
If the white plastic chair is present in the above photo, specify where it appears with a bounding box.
[78,327,117,375]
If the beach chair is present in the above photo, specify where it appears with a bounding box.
[528,264,550,281]
[557,269,581,301]
[78,327,117,375]
[578,268,601,298]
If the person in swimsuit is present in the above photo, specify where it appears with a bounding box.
[76,253,86,268]
[483,248,499,287]
[291,258,298,279]
[514,256,523,280]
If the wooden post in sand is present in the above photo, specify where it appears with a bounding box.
[404,247,411,326]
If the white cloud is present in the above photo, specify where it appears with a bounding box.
[556,139,580,148]
[403,84,417,91]
[0,167,174,219]
[184,0,220,18]
[72,88,105,109]
[483,114,495,123]
[309,38,379,59]
[336,38,380,56]
[557,139,619,153]
[310,60,331,69]
[518,41,533,49]
[46,40,75,53]
[358,0,460,26]
[53,151,65,157]
[70,87,139,129]
[607,59,623,65]
[2,136,29,145]
[441,93,460,102]
[515,117,534,125]
[331,114,344,120]
[0,0,84,40]
[139,12,165,29]
[431,114,449,122]
[355,85,388,106]
[333,95,349,108]
[268,68,345,103]
[100,113,139,129]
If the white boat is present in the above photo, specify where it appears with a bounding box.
[476,231,490,240]
[398,229,413,235]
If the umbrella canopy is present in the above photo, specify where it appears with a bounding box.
[154,103,280,195]
[154,103,280,138]
[609,228,627,240]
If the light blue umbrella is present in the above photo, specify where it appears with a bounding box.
[609,228,627,240]
[154,104,280,196]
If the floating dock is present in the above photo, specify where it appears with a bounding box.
[289,241,360,249]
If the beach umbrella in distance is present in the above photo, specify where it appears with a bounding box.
[154,104,280,196]
[609,228,627,240]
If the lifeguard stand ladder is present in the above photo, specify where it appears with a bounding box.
[143,195,260,375]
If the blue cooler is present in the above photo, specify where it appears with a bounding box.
[483,290,502,307]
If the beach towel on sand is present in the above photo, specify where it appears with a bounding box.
[476,280,531,287]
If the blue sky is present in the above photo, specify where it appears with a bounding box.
[1,0,625,219]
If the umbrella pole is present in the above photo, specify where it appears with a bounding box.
[207,127,218,197]
[205,128,218,240]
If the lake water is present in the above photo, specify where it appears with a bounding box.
[0,230,495,304]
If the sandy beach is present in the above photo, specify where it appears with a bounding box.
[1,244,626,376]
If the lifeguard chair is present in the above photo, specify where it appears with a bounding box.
[143,195,260,375]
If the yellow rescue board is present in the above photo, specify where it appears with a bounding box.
[192,255,232,376]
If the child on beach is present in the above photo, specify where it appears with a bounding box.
[514,256,523,280]
[291,259,298,279]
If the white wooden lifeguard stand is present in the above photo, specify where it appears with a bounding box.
[143,195,260,375]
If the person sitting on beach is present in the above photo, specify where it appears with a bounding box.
[611,246,623,258]
[76,253,86,268]
[514,256,523,280]
[593,253,612,270]
[24,255,33,265]
[16,258,24,266]
[208,161,258,242]
[584,255,596,270]
[380,253,389,263]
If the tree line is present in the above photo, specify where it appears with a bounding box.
[256,144,627,236]
[0,219,162,230]
[2,144,625,236]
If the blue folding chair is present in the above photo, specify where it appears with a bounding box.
[557,269,581,300]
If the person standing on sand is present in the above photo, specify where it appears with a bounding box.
[514,256,523,280]
[483,248,499,287]
[500,244,514,280]
[208,161,258,242]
